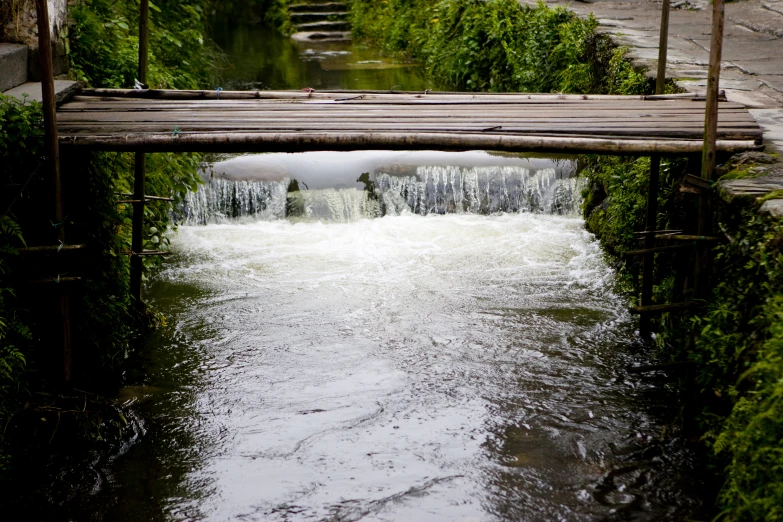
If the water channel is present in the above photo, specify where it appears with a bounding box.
[15,19,708,522]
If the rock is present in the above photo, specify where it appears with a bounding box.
[0,43,28,92]
[3,80,82,105]
[719,174,783,202]
[759,198,783,218]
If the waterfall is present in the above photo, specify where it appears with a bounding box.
[179,165,583,224]
[179,178,289,225]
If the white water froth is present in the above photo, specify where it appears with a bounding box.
[154,213,645,521]
[180,165,584,225]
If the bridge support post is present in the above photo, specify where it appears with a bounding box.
[131,154,146,310]
[131,0,150,314]
[640,157,660,338]
[36,0,72,381]
[696,0,725,298]
[639,0,670,338]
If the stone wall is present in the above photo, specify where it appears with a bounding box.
[0,0,70,77]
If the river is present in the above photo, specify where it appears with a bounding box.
[13,19,707,522]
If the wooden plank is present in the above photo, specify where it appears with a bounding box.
[53,89,761,155]
[630,301,701,314]
[58,131,760,155]
[77,88,707,100]
[623,244,693,256]
[57,124,762,141]
[61,98,749,110]
[56,111,757,122]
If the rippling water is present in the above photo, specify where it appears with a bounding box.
[90,207,703,521]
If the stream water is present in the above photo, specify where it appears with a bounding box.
[10,19,707,522]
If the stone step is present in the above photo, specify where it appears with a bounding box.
[291,11,348,23]
[291,31,352,43]
[295,20,351,32]
[3,80,82,105]
[0,43,29,93]
[289,2,347,13]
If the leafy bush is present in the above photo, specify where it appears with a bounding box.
[0,95,42,469]
[348,0,652,94]
[0,0,206,469]
[69,0,219,89]
[582,154,783,519]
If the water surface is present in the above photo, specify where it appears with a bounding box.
[210,19,428,91]
[111,210,702,521]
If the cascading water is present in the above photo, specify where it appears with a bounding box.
[180,177,289,225]
[180,163,584,224]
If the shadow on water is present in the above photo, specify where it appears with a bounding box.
[210,18,429,91]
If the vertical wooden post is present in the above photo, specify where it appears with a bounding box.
[139,0,149,85]
[701,0,725,183]
[131,0,150,312]
[656,0,671,95]
[640,0,671,338]
[695,0,725,298]
[640,158,660,337]
[35,0,72,381]
[131,153,145,308]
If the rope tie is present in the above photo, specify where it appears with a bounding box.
[216,87,223,100]
[50,215,68,229]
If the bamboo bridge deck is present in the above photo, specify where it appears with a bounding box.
[55,89,763,155]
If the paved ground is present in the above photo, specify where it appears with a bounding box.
[521,0,783,210]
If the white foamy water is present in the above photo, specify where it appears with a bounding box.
[179,153,582,225]
[136,213,700,521]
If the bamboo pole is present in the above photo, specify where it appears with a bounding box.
[640,0,671,338]
[57,132,760,155]
[131,0,150,313]
[19,244,87,254]
[701,0,725,182]
[36,0,72,382]
[75,88,703,102]
[130,153,145,309]
[139,0,149,85]
[656,0,671,95]
[624,244,692,256]
[696,0,726,298]
[640,156,661,336]
[630,301,701,314]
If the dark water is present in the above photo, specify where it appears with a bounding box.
[210,18,429,91]
[3,18,708,522]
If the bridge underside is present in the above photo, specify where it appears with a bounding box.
[56,89,763,156]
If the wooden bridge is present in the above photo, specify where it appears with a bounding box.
[56,89,762,156]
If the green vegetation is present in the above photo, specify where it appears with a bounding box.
[582,155,783,520]
[348,0,651,94]
[0,0,207,471]
[0,96,39,471]
[69,0,218,88]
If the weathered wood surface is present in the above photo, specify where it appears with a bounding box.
[56,89,763,155]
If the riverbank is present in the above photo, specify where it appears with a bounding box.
[0,0,208,475]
